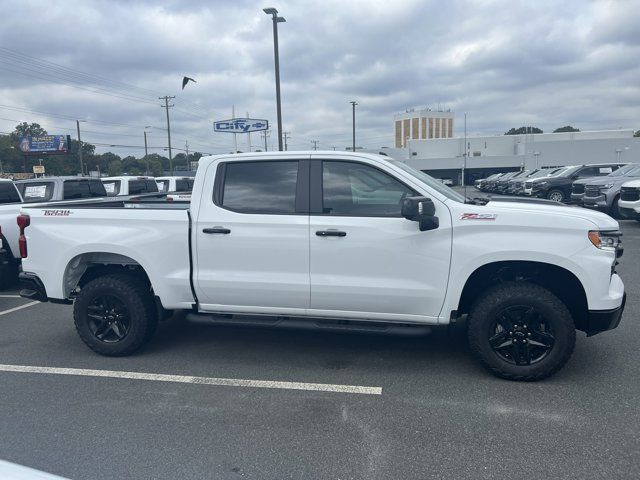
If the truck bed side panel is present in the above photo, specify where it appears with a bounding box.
[21,207,193,309]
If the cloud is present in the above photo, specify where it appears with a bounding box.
[0,0,638,155]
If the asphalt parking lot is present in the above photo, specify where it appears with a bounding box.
[0,220,639,480]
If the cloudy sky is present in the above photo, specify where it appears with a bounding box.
[0,0,638,156]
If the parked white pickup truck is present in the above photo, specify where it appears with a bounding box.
[18,152,626,380]
[619,179,640,220]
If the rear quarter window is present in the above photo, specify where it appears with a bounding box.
[19,182,54,202]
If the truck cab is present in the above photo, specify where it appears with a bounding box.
[101,176,159,196]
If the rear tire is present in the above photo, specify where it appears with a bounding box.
[547,189,565,202]
[73,274,158,356]
[0,258,18,290]
[467,282,575,381]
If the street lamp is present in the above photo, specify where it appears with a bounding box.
[350,101,357,153]
[263,7,286,151]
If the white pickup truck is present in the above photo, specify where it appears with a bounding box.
[18,152,626,380]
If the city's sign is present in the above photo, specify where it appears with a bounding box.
[214,118,268,133]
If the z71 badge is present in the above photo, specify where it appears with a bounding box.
[461,213,497,220]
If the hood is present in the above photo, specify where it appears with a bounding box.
[487,199,618,230]
[584,175,640,187]
[621,179,640,188]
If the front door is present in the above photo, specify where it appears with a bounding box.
[194,158,310,314]
[309,159,451,320]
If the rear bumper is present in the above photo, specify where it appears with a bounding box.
[19,272,48,302]
[585,293,626,336]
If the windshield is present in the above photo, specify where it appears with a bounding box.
[608,163,640,177]
[390,160,466,203]
[557,166,581,177]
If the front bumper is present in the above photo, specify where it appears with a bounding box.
[619,206,640,220]
[570,193,585,205]
[583,194,608,210]
[585,293,626,336]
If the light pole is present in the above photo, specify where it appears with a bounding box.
[263,8,286,151]
[350,101,357,152]
[76,120,86,175]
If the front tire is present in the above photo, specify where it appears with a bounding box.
[73,274,158,356]
[467,282,576,381]
[547,189,565,202]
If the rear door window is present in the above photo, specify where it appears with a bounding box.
[217,161,299,214]
[0,183,22,204]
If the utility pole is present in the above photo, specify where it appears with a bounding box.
[283,131,290,151]
[143,130,149,175]
[76,120,84,175]
[185,140,190,171]
[232,105,237,153]
[159,95,175,174]
[262,130,270,151]
[311,140,319,150]
[332,146,337,151]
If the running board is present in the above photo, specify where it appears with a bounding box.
[185,313,432,336]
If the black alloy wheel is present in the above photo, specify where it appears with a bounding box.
[489,305,555,366]
[86,294,132,343]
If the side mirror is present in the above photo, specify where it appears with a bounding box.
[401,196,439,231]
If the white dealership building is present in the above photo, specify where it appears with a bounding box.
[370,117,639,184]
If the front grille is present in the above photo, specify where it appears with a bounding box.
[524,182,532,189]
[585,185,600,197]
[621,187,640,202]
[572,184,585,194]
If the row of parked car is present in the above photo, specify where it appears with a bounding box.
[475,162,640,220]
[0,175,194,289]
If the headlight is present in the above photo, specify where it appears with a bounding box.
[536,181,548,186]
[589,230,622,251]
[599,184,614,191]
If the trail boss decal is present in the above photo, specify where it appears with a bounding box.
[43,209,72,216]
[461,213,497,220]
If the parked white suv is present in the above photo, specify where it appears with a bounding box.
[18,152,626,380]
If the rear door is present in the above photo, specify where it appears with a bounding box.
[194,157,311,313]
[308,158,452,320]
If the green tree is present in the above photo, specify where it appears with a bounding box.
[634,130,640,137]
[553,126,580,133]
[505,126,543,135]
[10,122,47,141]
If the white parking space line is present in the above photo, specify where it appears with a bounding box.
[0,301,40,316]
[0,295,22,298]
[0,364,383,395]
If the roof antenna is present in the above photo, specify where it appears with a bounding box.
[463,113,468,203]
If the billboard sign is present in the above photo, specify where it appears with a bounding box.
[19,135,71,155]
[214,118,268,134]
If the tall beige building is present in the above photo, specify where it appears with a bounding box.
[394,108,455,147]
